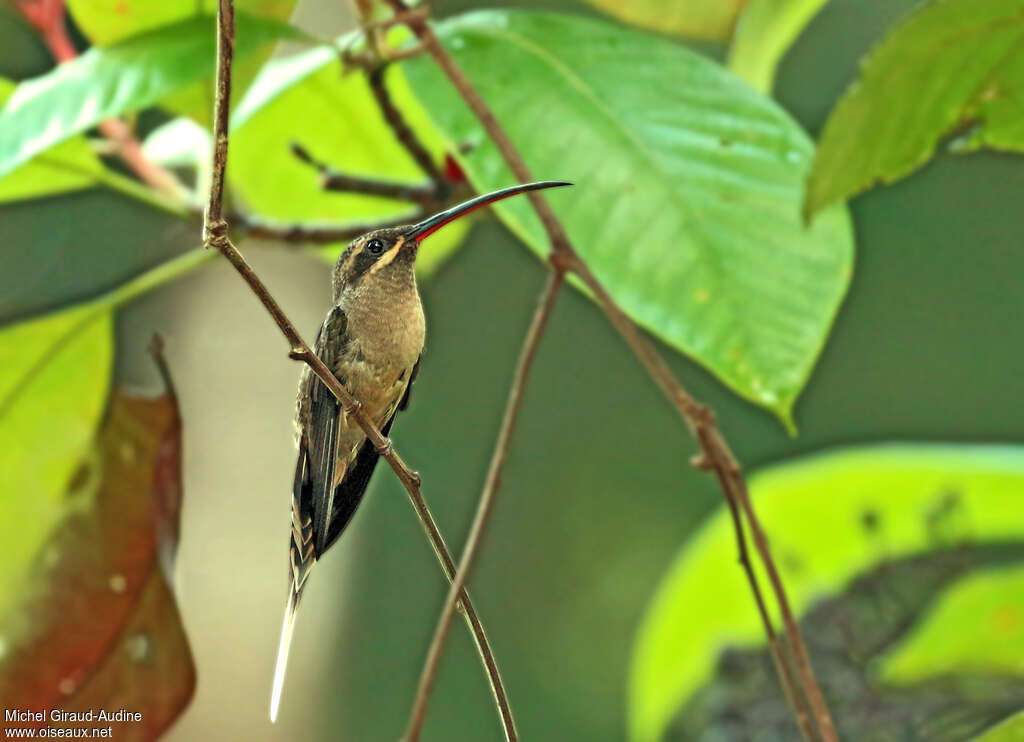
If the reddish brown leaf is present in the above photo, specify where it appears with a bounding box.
[0,364,193,740]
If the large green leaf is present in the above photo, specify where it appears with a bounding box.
[403,10,853,425]
[230,42,467,274]
[67,0,301,124]
[630,444,1024,742]
[0,78,105,203]
[0,249,213,615]
[805,0,1024,218]
[0,12,303,181]
[584,0,746,41]
[729,0,830,93]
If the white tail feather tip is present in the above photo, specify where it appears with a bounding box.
[269,593,298,723]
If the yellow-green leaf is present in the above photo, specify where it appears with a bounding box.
[0,306,112,617]
[880,565,1024,684]
[729,0,829,93]
[630,444,1024,742]
[969,711,1024,742]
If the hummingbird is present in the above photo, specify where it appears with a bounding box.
[269,180,571,721]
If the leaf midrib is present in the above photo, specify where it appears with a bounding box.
[456,20,772,385]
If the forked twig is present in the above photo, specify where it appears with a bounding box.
[201,3,516,739]
[383,3,840,741]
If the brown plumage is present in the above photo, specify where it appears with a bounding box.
[270,229,423,722]
[269,181,571,722]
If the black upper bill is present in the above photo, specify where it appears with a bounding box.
[404,180,572,241]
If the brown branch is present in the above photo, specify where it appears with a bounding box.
[714,466,817,742]
[15,0,187,202]
[290,142,441,205]
[365,65,446,185]
[386,4,840,741]
[403,269,563,742]
[201,3,516,741]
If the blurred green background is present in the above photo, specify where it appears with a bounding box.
[3,0,1023,739]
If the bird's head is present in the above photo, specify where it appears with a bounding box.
[332,180,571,300]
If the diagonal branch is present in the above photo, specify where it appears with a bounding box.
[201,3,516,740]
[290,142,442,205]
[365,64,446,185]
[385,4,840,742]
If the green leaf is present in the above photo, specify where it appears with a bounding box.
[629,444,1024,742]
[230,42,467,275]
[805,0,1024,219]
[0,12,303,181]
[728,0,830,93]
[584,0,746,41]
[0,78,105,203]
[67,0,294,43]
[66,0,301,124]
[0,193,193,324]
[970,711,1024,742]
[0,249,213,616]
[0,77,168,209]
[402,10,853,425]
[0,306,112,618]
[880,565,1024,684]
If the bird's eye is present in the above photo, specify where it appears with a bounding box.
[366,238,385,255]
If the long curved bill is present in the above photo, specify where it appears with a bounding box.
[404,180,572,242]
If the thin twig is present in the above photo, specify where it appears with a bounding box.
[147,333,178,403]
[201,3,516,740]
[15,0,188,202]
[403,269,563,742]
[713,466,817,742]
[386,4,840,740]
[290,142,441,205]
[365,65,446,184]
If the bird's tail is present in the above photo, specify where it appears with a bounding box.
[269,588,299,723]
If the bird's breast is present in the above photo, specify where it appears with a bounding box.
[340,283,424,371]
[332,285,424,425]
